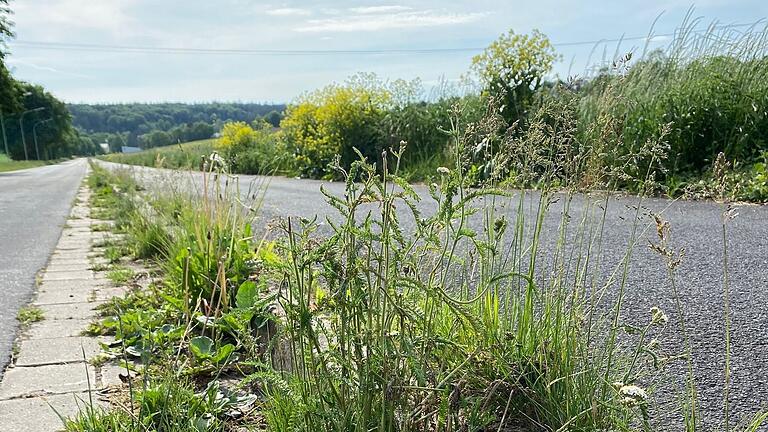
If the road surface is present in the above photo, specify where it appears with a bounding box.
[100,161,768,428]
[0,159,87,377]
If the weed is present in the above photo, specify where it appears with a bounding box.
[89,353,111,368]
[90,262,110,272]
[17,305,44,329]
[107,266,135,285]
[104,245,129,264]
[92,223,112,232]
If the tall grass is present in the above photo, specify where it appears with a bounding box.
[256,93,671,430]
[100,139,215,170]
[0,152,54,172]
[577,15,768,189]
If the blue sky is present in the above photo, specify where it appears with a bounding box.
[5,0,768,103]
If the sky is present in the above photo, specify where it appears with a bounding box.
[5,0,768,104]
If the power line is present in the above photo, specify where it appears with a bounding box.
[8,21,764,56]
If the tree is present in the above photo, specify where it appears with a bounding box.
[67,103,286,140]
[0,0,20,153]
[263,110,283,128]
[2,83,87,159]
[189,121,214,140]
[140,130,172,148]
[471,29,559,125]
[0,0,14,58]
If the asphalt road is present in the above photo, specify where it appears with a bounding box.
[100,161,768,429]
[0,159,87,377]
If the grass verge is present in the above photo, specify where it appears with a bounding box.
[0,153,54,172]
[99,139,215,170]
[69,101,765,431]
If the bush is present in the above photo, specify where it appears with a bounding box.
[282,82,386,179]
[215,121,289,174]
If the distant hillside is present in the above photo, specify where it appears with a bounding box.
[68,102,285,151]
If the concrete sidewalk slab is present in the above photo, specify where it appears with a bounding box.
[44,263,94,272]
[34,287,95,305]
[0,392,106,432]
[42,270,95,281]
[39,301,103,321]
[37,278,107,291]
[0,363,97,400]
[26,319,92,340]
[14,337,103,367]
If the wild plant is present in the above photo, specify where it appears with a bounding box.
[259,90,675,431]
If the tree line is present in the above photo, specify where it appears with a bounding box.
[69,103,284,152]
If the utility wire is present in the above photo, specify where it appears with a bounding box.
[8,21,764,56]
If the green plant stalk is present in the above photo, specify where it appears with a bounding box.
[722,210,732,432]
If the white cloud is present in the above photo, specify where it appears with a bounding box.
[349,5,413,14]
[295,10,486,33]
[14,0,135,34]
[265,7,311,16]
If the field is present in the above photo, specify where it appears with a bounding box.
[100,139,215,170]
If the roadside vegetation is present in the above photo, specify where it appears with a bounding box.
[101,19,768,203]
[0,153,52,172]
[68,78,765,430]
[100,139,216,171]
[16,305,44,329]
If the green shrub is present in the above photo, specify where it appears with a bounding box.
[215,121,290,175]
[282,81,386,178]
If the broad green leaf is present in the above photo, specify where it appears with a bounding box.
[212,343,236,364]
[236,280,258,309]
[189,335,214,359]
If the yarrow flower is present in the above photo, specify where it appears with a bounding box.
[619,385,648,406]
[650,306,668,325]
[437,167,450,175]
[207,151,227,170]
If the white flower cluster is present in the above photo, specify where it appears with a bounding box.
[650,306,668,325]
[614,383,648,407]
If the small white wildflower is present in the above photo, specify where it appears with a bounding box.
[430,183,439,190]
[437,167,450,175]
[650,306,668,325]
[619,385,648,406]
[208,151,226,168]
[612,381,624,390]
